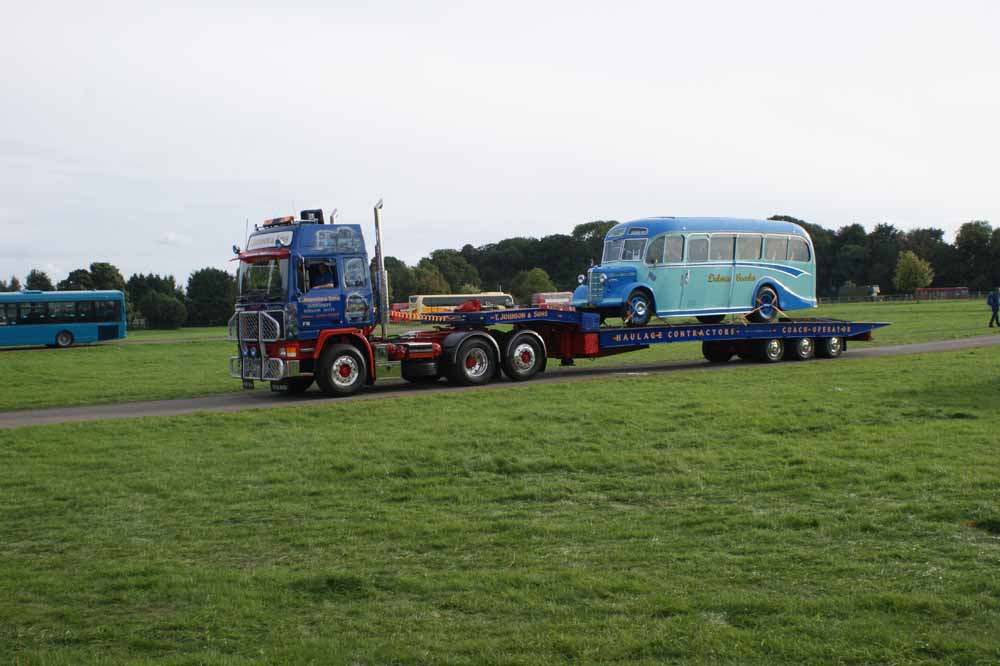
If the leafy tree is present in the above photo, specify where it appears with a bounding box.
[954,220,993,291]
[427,249,480,292]
[25,269,55,291]
[832,244,866,289]
[186,268,236,326]
[510,268,556,305]
[138,291,187,329]
[571,221,617,265]
[412,260,449,294]
[0,278,7,292]
[384,257,416,303]
[58,269,94,291]
[456,282,481,294]
[8,276,22,292]
[893,250,934,294]
[127,273,184,306]
[864,223,902,293]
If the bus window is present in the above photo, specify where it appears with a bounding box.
[736,235,762,261]
[95,300,121,323]
[49,301,77,324]
[1,304,15,325]
[620,239,646,262]
[764,235,788,261]
[645,237,665,264]
[19,302,47,324]
[665,236,684,263]
[788,237,810,262]
[76,301,95,322]
[687,237,709,262]
[709,235,735,261]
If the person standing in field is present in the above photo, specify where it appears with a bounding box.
[988,289,1000,328]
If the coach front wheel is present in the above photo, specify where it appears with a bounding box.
[623,290,653,327]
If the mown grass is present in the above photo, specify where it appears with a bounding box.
[124,327,228,342]
[2,349,1000,664]
[2,299,996,412]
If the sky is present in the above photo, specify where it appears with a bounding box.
[2,0,998,286]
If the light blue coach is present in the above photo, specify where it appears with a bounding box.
[571,217,817,326]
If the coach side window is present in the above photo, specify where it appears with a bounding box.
[665,236,683,263]
[788,237,811,262]
[645,237,665,264]
[687,236,709,262]
[709,235,735,261]
[763,235,788,261]
[736,235,762,261]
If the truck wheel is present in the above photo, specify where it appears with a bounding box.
[785,337,815,361]
[623,290,653,327]
[816,336,844,359]
[55,330,74,348]
[748,286,779,323]
[502,334,544,381]
[316,344,367,396]
[701,341,732,363]
[448,339,496,386]
[754,338,784,363]
[402,361,440,384]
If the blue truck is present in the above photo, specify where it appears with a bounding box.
[229,203,888,397]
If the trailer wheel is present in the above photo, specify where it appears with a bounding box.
[622,290,653,327]
[448,339,496,386]
[316,344,367,396]
[55,330,74,348]
[748,286,779,323]
[785,337,815,361]
[502,334,544,381]
[816,336,844,359]
[701,341,732,363]
[754,338,784,363]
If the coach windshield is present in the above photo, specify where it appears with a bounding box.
[238,256,288,302]
[603,238,647,263]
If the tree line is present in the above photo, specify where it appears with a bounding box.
[385,216,999,303]
[0,264,235,329]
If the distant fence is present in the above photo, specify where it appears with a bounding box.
[818,291,993,305]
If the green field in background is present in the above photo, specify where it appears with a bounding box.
[3,350,999,664]
[2,299,996,412]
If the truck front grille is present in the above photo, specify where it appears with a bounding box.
[228,311,283,342]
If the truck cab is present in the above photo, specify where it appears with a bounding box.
[229,209,377,389]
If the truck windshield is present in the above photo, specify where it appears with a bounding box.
[238,257,288,302]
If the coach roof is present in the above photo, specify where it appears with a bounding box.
[611,217,810,239]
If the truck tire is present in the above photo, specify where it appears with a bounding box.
[784,337,815,361]
[701,341,732,363]
[816,336,844,359]
[502,333,545,381]
[402,361,440,384]
[316,344,367,396]
[753,338,784,363]
[447,339,496,386]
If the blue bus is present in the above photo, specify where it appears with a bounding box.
[0,290,127,348]
[571,217,817,326]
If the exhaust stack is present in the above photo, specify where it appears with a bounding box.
[373,199,389,338]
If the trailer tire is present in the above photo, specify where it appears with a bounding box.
[748,285,779,323]
[316,344,367,396]
[622,289,653,327]
[754,338,784,363]
[447,339,496,386]
[816,336,844,359]
[502,333,545,381]
[701,341,732,363]
[785,337,815,361]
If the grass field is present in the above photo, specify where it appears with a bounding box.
[3,349,1000,664]
[2,299,996,412]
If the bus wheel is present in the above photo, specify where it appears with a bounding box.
[623,290,653,327]
[448,339,496,386]
[316,344,367,396]
[785,337,815,361]
[697,315,726,325]
[55,331,74,348]
[754,338,784,363]
[816,336,844,359]
[702,341,732,363]
[748,286,779,323]
[502,334,544,381]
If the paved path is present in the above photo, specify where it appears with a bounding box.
[3,335,998,429]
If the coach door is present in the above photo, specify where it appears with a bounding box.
[645,234,685,313]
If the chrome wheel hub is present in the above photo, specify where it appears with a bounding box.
[464,348,489,378]
[512,343,536,372]
[331,355,359,387]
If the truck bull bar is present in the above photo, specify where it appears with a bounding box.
[228,311,293,382]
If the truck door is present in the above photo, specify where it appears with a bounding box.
[341,256,374,326]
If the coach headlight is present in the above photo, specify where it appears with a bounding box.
[599,273,608,283]
[577,274,585,284]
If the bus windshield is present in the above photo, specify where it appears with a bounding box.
[238,257,288,302]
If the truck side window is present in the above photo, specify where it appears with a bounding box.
[343,257,367,288]
[306,260,338,290]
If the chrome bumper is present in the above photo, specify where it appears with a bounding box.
[230,356,300,381]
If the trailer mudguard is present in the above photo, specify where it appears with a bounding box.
[441,330,502,367]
